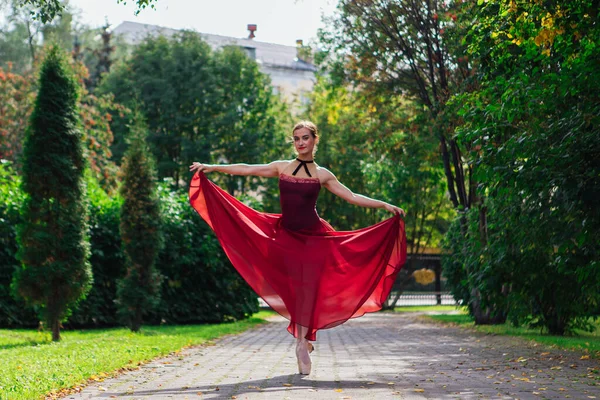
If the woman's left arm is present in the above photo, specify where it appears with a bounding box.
[321,169,405,216]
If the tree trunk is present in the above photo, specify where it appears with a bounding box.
[51,318,60,341]
[546,316,566,335]
[130,308,143,332]
[470,288,507,325]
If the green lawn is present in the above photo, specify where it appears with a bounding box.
[426,313,600,356]
[0,312,271,400]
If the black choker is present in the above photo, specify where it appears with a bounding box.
[292,158,314,177]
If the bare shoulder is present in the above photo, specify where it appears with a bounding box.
[316,166,336,184]
[270,160,293,175]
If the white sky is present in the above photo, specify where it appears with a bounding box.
[68,0,338,46]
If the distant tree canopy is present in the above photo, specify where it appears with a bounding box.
[99,31,290,191]
[16,0,158,23]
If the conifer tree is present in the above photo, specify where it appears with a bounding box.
[13,46,92,341]
[116,112,163,332]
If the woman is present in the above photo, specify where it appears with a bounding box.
[188,121,407,375]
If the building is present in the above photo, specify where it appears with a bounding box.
[111,21,316,106]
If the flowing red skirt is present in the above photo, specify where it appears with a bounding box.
[189,172,407,340]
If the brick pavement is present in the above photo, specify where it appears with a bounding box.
[69,313,600,400]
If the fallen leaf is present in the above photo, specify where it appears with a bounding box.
[98,386,107,392]
[581,355,590,360]
[282,383,293,387]
[414,388,425,392]
[335,388,343,392]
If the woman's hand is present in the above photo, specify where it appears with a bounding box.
[384,203,406,217]
[189,162,216,173]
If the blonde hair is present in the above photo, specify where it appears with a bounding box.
[291,120,319,155]
[292,120,319,138]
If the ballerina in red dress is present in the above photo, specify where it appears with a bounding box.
[188,121,407,375]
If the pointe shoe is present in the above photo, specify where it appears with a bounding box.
[307,341,314,354]
[296,339,312,375]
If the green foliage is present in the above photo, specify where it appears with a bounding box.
[99,32,290,192]
[99,32,216,182]
[1,169,259,328]
[151,184,259,323]
[305,77,452,238]
[210,45,289,196]
[67,174,124,327]
[0,161,37,327]
[117,114,163,331]
[442,208,510,325]
[13,46,92,340]
[444,0,600,334]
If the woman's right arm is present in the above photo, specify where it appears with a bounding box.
[189,161,287,178]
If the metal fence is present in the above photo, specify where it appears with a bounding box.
[389,291,457,306]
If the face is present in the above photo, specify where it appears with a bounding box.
[293,127,317,157]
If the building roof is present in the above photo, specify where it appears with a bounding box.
[112,21,317,72]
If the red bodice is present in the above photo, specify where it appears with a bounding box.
[278,174,322,231]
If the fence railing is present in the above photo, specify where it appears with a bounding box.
[388,291,457,306]
[257,291,457,309]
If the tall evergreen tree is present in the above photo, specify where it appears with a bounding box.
[116,112,163,332]
[13,45,92,341]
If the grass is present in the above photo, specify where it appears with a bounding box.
[426,313,600,356]
[0,311,272,400]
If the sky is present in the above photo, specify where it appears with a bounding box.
[68,0,339,47]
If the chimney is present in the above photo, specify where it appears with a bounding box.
[247,24,257,39]
[296,39,312,63]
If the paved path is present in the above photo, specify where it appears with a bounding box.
[69,313,599,400]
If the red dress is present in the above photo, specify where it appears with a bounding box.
[189,171,406,341]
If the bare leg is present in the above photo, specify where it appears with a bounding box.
[294,323,311,374]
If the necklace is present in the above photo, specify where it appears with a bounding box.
[292,157,314,177]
